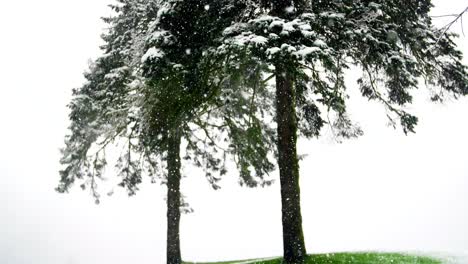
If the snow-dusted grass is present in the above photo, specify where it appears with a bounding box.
[184,252,443,264]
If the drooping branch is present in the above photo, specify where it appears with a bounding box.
[434,6,468,42]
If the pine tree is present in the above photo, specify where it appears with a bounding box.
[221,0,467,263]
[58,1,275,264]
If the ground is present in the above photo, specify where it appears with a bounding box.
[184,252,444,264]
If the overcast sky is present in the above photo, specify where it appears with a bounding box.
[0,1,467,264]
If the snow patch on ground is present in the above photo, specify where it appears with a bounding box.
[404,251,468,264]
[432,252,468,264]
[234,257,278,264]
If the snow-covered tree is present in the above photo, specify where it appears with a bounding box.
[221,0,468,263]
[58,1,275,263]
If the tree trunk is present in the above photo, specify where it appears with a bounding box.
[166,128,182,264]
[275,63,307,264]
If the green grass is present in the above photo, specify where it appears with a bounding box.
[184,252,443,264]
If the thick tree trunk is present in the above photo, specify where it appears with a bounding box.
[275,63,307,264]
[166,128,182,264]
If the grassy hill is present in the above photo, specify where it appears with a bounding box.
[184,252,443,264]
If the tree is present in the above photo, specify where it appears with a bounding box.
[141,1,275,262]
[221,0,467,263]
[58,1,275,264]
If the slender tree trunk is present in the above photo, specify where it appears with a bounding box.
[166,128,182,264]
[275,63,307,264]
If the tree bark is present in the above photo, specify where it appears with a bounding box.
[166,128,182,264]
[275,63,307,264]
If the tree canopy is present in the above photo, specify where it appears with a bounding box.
[222,0,467,136]
[58,0,276,202]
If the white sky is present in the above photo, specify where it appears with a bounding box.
[0,1,467,264]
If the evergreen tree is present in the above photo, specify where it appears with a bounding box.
[221,0,467,263]
[58,1,275,264]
